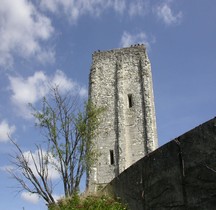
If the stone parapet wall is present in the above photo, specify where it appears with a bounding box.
[102,117,216,210]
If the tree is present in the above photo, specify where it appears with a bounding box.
[9,86,103,205]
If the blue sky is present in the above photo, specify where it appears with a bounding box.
[0,0,216,209]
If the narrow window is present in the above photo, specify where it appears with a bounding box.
[128,94,133,108]
[110,150,115,165]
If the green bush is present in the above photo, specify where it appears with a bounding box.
[48,194,128,210]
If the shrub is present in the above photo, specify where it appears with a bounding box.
[48,194,128,210]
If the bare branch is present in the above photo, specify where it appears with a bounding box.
[9,86,103,204]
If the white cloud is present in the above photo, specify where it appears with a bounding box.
[9,71,48,105]
[51,70,75,93]
[21,192,40,204]
[9,71,48,118]
[0,0,54,68]
[119,31,155,49]
[154,0,182,25]
[129,0,149,17]
[0,120,16,142]
[9,70,87,119]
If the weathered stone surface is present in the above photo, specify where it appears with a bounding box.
[180,120,216,209]
[87,45,158,192]
[102,118,216,210]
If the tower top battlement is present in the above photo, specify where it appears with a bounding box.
[92,44,147,61]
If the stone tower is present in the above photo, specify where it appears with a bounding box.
[87,45,158,192]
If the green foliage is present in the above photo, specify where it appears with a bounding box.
[80,101,105,171]
[48,194,127,210]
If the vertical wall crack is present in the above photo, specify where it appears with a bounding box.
[114,60,120,176]
[139,59,149,155]
[175,138,188,208]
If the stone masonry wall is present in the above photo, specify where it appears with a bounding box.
[87,45,158,192]
[102,117,216,210]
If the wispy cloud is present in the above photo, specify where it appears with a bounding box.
[0,120,16,142]
[154,0,182,25]
[9,70,87,119]
[40,0,126,22]
[119,31,155,49]
[0,0,54,68]
[129,0,149,17]
[113,0,126,14]
[40,0,149,22]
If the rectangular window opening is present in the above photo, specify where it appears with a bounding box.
[128,94,133,108]
[110,150,115,165]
